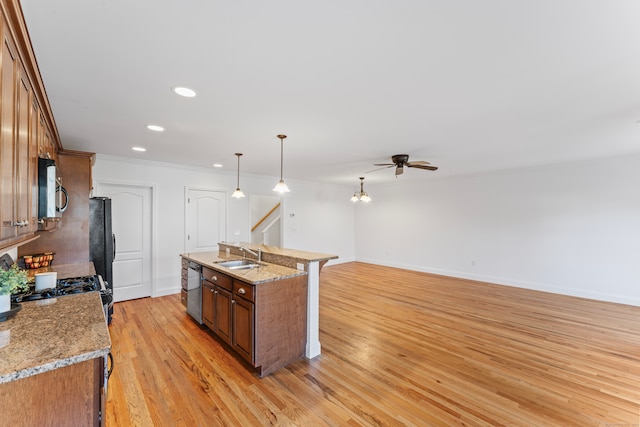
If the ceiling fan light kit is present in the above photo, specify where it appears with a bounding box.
[231,152,246,199]
[273,134,290,193]
[351,177,371,203]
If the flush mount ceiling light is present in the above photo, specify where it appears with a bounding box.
[273,134,290,193]
[132,146,146,152]
[231,153,246,199]
[351,177,371,203]
[146,124,165,132]
[172,86,196,98]
[213,163,223,168]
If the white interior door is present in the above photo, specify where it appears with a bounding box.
[98,183,152,302]
[186,188,226,252]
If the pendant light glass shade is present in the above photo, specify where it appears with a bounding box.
[351,177,371,202]
[231,153,245,198]
[273,134,290,193]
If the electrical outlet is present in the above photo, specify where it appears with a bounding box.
[297,263,305,271]
[471,260,477,266]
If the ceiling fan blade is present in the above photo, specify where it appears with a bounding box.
[410,164,438,171]
[373,163,395,166]
[406,160,430,166]
[395,165,404,175]
[366,165,395,173]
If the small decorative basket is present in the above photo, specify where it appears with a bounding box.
[23,252,55,269]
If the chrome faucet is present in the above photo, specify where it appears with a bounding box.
[240,247,262,262]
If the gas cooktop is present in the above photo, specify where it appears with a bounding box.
[12,275,101,303]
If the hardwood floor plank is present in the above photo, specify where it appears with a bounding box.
[106,262,640,426]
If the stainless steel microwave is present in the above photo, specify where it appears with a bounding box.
[38,158,67,219]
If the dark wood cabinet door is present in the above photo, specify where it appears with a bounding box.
[202,281,215,329]
[232,296,254,364]
[0,31,17,241]
[15,66,31,235]
[214,286,232,345]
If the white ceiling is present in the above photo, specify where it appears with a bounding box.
[19,0,640,185]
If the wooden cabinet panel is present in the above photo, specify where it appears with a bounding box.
[232,295,254,363]
[15,64,32,235]
[215,286,232,345]
[202,280,215,329]
[28,99,39,230]
[0,358,104,426]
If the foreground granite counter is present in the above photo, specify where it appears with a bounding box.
[0,291,111,384]
[181,250,307,284]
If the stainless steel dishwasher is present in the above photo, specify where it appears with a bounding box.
[186,261,203,323]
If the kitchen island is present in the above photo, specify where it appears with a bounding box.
[0,266,111,426]
[184,243,337,367]
[182,250,311,376]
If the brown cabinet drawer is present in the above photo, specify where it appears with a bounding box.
[180,289,187,307]
[202,267,232,291]
[233,281,255,302]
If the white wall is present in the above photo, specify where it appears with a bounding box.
[355,154,640,306]
[92,155,355,297]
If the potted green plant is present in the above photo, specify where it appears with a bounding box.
[0,264,29,313]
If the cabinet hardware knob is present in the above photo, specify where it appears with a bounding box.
[237,288,246,295]
[212,275,217,281]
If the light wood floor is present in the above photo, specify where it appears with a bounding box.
[106,262,640,426]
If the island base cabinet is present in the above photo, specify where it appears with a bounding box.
[196,261,309,377]
[0,358,104,426]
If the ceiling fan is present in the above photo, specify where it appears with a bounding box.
[372,154,438,176]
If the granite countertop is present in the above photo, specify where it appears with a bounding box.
[218,242,338,264]
[181,251,307,284]
[25,261,96,283]
[0,291,111,384]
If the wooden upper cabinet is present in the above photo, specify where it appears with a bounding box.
[0,1,69,251]
[0,27,18,241]
[0,22,35,241]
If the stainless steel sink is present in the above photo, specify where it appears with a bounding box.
[216,259,265,270]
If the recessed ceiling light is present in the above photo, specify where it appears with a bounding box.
[146,124,165,132]
[213,163,223,168]
[172,86,196,98]
[132,147,146,152]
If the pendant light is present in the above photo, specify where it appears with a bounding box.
[351,177,371,202]
[273,134,290,193]
[231,153,245,198]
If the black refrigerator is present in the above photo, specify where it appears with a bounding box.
[89,197,115,322]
